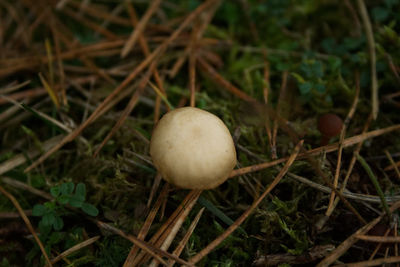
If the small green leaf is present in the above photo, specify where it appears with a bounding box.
[372,7,389,22]
[57,195,70,205]
[315,83,326,94]
[42,213,56,226]
[53,216,64,231]
[75,183,86,200]
[32,204,46,216]
[81,203,99,216]
[68,196,83,208]
[38,220,52,235]
[60,182,74,195]
[50,186,60,198]
[299,82,312,95]
[291,72,305,83]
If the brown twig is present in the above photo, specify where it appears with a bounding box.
[167,207,205,267]
[148,190,201,266]
[385,150,400,181]
[230,123,400,178]
[332,256,400,267]
[67,0,131,26]
[125,2,167,122]
[369,227,391,260]
[189,52,196,107]
[0,185,52,267]
[51,236,100,264]
[262,64,274,159]
[0,88,47,105]
[320,112,374,226]
[189,140,303,264]
[121,0,162,58]
[197,57,256,102]
[96,220,194,266]
[271,71,288,159]
[326,72,360,216]
[132,190,200,265]
[62,6,119,40]
[24,0,218,173]
[92,64,153,157]
[356,235,400,243]
[123,184,169,267]
[317,200,400,267]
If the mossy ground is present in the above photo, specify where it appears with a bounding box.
[1,0,400,266]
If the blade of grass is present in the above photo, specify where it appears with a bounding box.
[148,81,174,110]
[356,0,378,119]
[45,38,54,87]
[189,140,303,264]
[198,196,246,236]
[356,153,391,218]
[39,72,60,109]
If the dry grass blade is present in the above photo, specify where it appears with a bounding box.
[368,227,391,260]
[62,6,118,40]
[1,177,52,200]
[93,67,151,157]
[147,173,163,207]
[125,2,167,122]
[332,256,400,267]
[323,113,374,224]
[189,53,196,107]
[0,186,52,267]
[356,235,400,243]
[50,20,66,106]
[96,221,195,267]
[385,150,400,180]
[0,88,47,105]
[0,95,70,132]
[123,184,169,267]
[326,72,360,216]
[121,0,162,58]
[271,71,288,159]
[24,0,218,173]
[385,160,400,171]
[198,57,256,102]
[168,0,221,79]
[0,210,32,218]
[356,0,378,119]
[189,140,303,264]
[51,236,100,264]
[67,0,131,26]
[148,190,201,267]
[317,200,400,267]
[262,64,274,158]
[0,80,30,94]
[287,172,400,203]
[395,223,399,261]
[167,208,205,267]
[130,190,199,265]
[0,135,63,176]
[230,124,400,178]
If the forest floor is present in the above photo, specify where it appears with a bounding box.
[1,0,400,266]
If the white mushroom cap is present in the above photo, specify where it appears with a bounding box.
[150,107,237,189]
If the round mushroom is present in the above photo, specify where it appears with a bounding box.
[150,107,237,189]
[317,113,343,145]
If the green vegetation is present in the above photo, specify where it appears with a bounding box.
[1,0,400,266]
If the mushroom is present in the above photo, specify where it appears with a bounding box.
[317,113,343,146]
[150,107,237,189]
